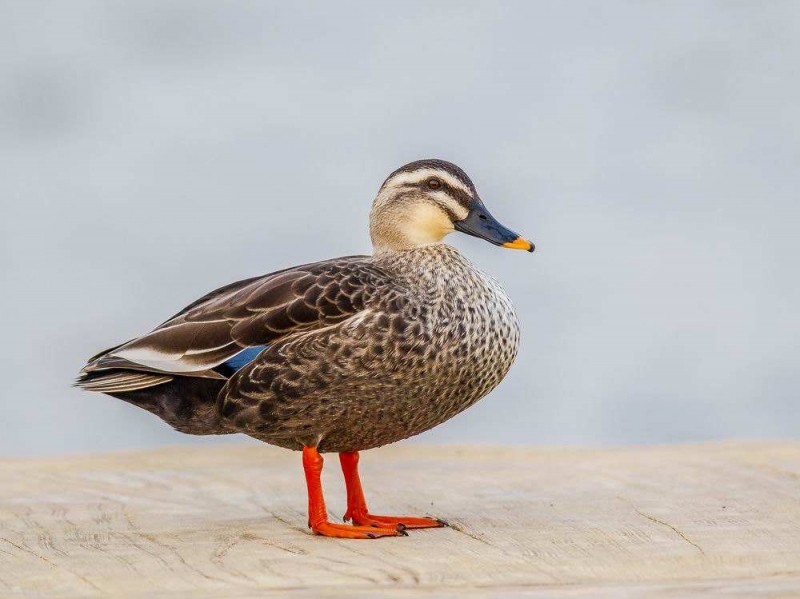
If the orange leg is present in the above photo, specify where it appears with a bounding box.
[302,446,405,539]
[339,451,447,530]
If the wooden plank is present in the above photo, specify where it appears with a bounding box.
[1,441,799,597]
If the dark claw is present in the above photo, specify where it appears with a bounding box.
[367,533,376,539]
[435,518,450,527]
[398,529,409,537]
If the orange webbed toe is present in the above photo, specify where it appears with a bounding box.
[311,520,407,539]
[345,509,447,530]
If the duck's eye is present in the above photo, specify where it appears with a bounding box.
[427,178,442,189]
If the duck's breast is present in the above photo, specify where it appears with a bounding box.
[420,260,521,420]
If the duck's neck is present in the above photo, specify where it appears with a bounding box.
[376,244,472,284]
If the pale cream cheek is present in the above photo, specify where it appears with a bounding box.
[399,203,454,246]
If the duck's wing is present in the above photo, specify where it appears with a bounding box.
[79,256,387,388]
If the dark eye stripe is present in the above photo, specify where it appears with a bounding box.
[436,201,460,221]
[446,185,472,208]
[414,176,472,207]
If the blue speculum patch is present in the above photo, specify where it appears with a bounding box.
[223,345,268,371]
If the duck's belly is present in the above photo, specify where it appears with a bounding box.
[239,278,521,453]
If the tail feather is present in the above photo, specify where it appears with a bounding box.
[75,371,173,393]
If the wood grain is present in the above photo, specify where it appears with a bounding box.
[1,441,799,598]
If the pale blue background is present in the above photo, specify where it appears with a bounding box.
[2,1,798,456]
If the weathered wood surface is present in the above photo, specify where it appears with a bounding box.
[1,441,799,598]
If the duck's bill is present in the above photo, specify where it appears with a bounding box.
[453,203,535,253]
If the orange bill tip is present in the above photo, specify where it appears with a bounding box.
[502,237,535,252]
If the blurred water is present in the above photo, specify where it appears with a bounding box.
[2,1,798,456]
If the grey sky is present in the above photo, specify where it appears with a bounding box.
[2,1,798,456]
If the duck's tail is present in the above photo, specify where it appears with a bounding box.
[75,370,173,393]
[75,349,232,436]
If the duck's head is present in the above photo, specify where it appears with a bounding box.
[370,159,534,254]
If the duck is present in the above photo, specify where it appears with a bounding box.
[77,159,534,539]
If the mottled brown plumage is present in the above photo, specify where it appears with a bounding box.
[77,159,533,538]
[223,244,520,452]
